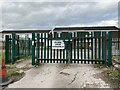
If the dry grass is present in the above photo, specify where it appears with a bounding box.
[0,52,5,67]
[112,56,120,59]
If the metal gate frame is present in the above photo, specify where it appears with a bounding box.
[32,31,112,66]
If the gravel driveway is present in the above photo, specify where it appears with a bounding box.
[8,63,112,88]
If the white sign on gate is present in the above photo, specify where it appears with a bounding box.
[52,40,65,49]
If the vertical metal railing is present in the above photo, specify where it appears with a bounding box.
[108,31,112,66]
[31,31,112,66]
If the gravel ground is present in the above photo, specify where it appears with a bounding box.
[8,63,113,88]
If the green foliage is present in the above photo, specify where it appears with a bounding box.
[6,64,16,69]
[93,63,106,69]
[0,52,5,66]
[7,70,24,77]
[16,55,32,63]
[0,53,2,59]
[34,62,43,67]
[105,70,120,81]
[112,56,120,59]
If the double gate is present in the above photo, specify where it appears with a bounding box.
[32,31,112,66]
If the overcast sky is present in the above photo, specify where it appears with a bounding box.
[0,0,119,31]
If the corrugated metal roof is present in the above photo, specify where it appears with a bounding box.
[1,26,120,34]
[54,26,120,31]
[2,30,51,33]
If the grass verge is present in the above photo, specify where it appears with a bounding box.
[105,69,120,81]
[93,63,120,88]
[6,64,26,82]
[7,70,24,78]
[93,63,106,69]
[16,55,32,63]
[104,69,120,88]
[0,52,5,66]
[7,70,25,82]
[112,56,120,59]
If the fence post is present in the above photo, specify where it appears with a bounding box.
[32,33,35,65]
[12,33,15,64]
[37,33,40,58]
[17,35,19,59]
[102,32,106,64]
[29,38,31,55]
[25,37,26,56]
[5,35,9,64]
[108,31,112,66]
[36,33,40,64]
[84,32,86,63]
[28,38,30,55]
[44,33,46,63]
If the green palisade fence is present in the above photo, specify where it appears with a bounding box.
[5,33,32,64]
[32,33,35,65]
[4,31,113,66]
[108,31,112,66]
[32,31,113,66]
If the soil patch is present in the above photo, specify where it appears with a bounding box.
[94,70,120,88]
[6,61,33,83]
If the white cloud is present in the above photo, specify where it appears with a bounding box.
[98,20,118,26]
[0,1,119,30]
[2,0,120,2]
[59,20,118,27]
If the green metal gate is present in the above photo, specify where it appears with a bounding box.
[32,31,112,66]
